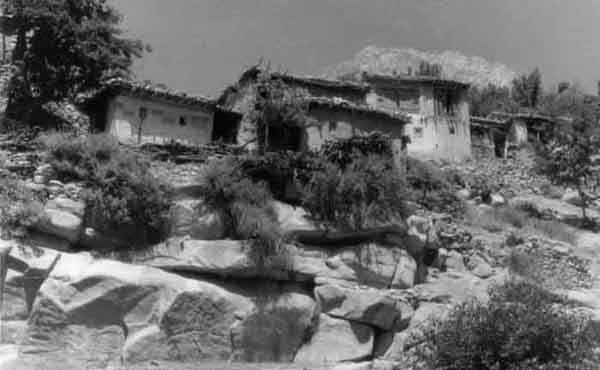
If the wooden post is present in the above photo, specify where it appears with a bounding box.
[0,245,12,343]
[137,107,147,145]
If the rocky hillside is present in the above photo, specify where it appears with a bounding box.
[323,46,518,88]
[2,132,600,370]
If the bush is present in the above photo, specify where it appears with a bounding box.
[198,157,282,261]
[406,158,464,215]
[41,133,173,248]
[467,173,499,203]
[39,132,121,181]
[240,150,323,204]
[0,176,45,239]
[415,280,596,370]
[302,153,407,230]
[320,132,394,170]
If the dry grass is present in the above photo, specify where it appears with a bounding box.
[465,204,577,245]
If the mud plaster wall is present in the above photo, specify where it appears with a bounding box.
[304,107,407,176]
[106,94,214,145]
[404,87,471,162]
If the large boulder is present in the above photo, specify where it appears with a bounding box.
[562,190,584,207]
[144,239,419,288]
[45,197,85,218]
[290,244,418,288]
[315,284,414,331]
[16,247,318,365]
[294,314,374,364]
[140,239,260,278]
[272,201,315,233]
[376,302,450,360]
[36,208,83,244]
[404,215,439,256]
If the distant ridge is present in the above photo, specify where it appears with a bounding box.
[323,45,518,88]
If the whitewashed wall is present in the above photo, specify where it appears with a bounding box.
[106,95,214,145]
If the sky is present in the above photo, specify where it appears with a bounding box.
[111,0,600,97]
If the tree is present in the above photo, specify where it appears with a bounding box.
[417,61,443,77]
[538,84,586,118]
[468,84,518,117]
[251,69,308,153]
[536,99,600,221]
[5,0,148,125]
[512,68,542,109]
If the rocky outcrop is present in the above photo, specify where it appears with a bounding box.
[294,314,374,363]
[8,245,318,366]
[141,239,419,289]
[315,284,414,331]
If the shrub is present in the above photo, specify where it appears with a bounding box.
[467,173,499,203]
[39,132,121,181]
[240,150,323,204]
[0,176,45,239]
[41,133,173,248]
[320,132,394,170]
[415,280,596,370]
[406,158,464,215]
[302,153,407,230]
[198,157,282,261]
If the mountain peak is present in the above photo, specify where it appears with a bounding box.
[322,45,517,88]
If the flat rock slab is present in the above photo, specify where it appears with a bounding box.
[315,284,414,331]
[294,314,374,364]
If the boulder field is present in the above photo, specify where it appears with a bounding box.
[1,235,505,369]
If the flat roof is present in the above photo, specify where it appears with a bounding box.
[363,73,470,90]
[301,97,409,124]
[104,78,218,110]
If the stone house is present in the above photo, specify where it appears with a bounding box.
[218,67,410,170]
[361,73,471,162]
[470,112,556,159]
[219,68,473,162]
[217,66,372,150]
[84,78,241,145]
[470,116,508,159]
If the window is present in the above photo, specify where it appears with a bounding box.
[413,127,424,138]
[179,116,187,126]
[449,125,456,135]
[434,90,457,116]
[329,120,338,131]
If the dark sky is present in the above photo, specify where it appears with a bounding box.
[111,0,600,97]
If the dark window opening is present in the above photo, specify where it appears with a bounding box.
[330,120,338,131]
[179,116,187,126]
[266,125,304,152]
[212,110,241,144]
